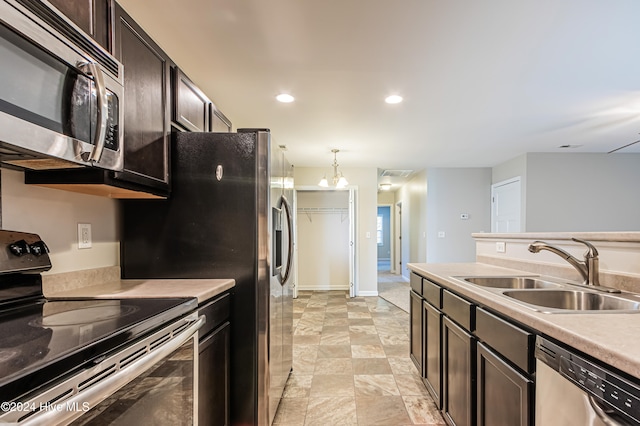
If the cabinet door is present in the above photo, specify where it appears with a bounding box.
[210,104,232,132]
[409,290,423,375]
[48,0,111,50]
[442,316,476,426]
[423,300,442,408]
[199,322,230,426]
[113,4,171,191]
[173,68,210,132]
[477,342,532,426]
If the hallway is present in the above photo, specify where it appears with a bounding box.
[273,291,445,425]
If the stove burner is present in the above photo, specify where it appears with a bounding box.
[30,304,140,327]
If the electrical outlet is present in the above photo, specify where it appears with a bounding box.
[78,223,92,249]
[438,231,445,238]
[496,241,506,253]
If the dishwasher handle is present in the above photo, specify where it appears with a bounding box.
[589,395,630,426]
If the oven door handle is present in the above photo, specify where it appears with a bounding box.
[20,315,205,426]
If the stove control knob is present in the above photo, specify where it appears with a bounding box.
[9,240,31,256]
[30,241,49,256]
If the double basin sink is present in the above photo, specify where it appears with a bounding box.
[457,276,640,313]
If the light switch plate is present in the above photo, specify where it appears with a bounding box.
[78,223,92,249]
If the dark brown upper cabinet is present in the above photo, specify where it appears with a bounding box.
[25,2,170,198]
[48,0,112,51]
[173,68,211,132]
[112,3,171,192]
[210,103,233,133]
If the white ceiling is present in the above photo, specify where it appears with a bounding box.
[119,0,640,174]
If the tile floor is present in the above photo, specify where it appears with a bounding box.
[273,290,446,425]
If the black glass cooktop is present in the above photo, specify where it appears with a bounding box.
[0,297,197,402]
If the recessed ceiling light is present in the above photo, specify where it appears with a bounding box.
[385,95,403,104]
[276,94,295,103]
[558,144,582,149]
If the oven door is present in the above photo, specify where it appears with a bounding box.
[2,313,204,426]
[0,0,123,171]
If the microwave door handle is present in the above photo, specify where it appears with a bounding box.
[78,61,108,164]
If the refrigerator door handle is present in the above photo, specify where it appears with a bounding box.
[278,195,294,285]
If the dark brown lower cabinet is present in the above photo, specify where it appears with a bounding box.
[477,342,532,426]
[409,290,423,374]
[442,316,476,426]
[199,321,230,426]
[423,300,442,408]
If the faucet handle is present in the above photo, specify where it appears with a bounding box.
[571,238,598,258]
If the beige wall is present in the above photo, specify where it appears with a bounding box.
[493,153,640,232]
[1,169,119,274]
[394,170,428,279]
[426,168,491,263]
[294,167,378,295]
[377,191,395,205]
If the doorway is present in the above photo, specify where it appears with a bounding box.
[294,188,357,296]
[491,177,522,233]
[377,205,392,272]
[375,202,410,312]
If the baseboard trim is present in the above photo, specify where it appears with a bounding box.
[357,291,379,297]
[298,284,350,291]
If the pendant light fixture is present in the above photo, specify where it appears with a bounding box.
[318,149,348,188]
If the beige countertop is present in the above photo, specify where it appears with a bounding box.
[46,278,235,304]
[408,262,640,380]
[472,232,640,242]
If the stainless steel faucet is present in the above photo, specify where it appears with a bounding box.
[528,237,600,286]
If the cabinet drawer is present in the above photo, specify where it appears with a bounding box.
[442,290,474,331]
[198,292,231,338]
[423,279,442,308]
[475,308,534,374]
[410,273,423,294]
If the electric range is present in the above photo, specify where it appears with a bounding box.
[0,230,199,424]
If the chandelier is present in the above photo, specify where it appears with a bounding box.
[318,149,348,188]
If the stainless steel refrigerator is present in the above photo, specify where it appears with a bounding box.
[120,129,294,425]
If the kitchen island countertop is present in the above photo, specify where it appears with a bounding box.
[408,262,640,380]
[46,278,235,304]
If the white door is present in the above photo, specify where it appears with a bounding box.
[348,188,356,297]
[396,202,404,276]
[292,189,298,299]
[491,177,522,232]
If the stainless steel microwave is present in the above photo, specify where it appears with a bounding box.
[0,0,124,171]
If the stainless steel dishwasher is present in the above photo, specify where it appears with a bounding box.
[535,336,640,426]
